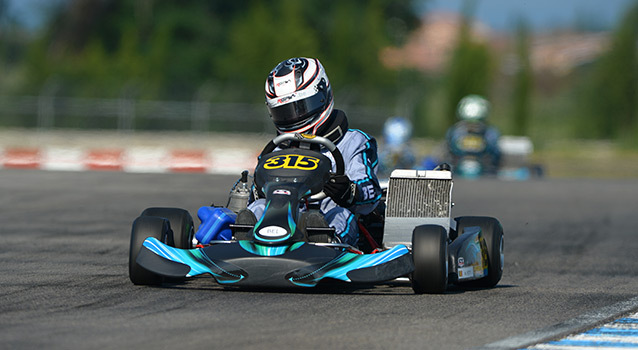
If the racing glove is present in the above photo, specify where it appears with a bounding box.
[324,174,357,208]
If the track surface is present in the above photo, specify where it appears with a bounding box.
[1,169,637,349]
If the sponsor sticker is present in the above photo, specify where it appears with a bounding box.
[458,257,465,267]
[277,93,296,104]
[458,266,474,280]
[276,79,291,87]
[474,265,486,278]
[273,189,291,196]
[258,226,288,237]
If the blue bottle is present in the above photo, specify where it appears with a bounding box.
[194,207,237,244]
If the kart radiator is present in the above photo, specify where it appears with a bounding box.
[383,169,453,247]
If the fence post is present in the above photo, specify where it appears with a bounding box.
[192,82,215,132]
[38,78,59,130]
[118,83,137,131]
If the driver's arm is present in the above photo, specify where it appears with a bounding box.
[325,130,381,215]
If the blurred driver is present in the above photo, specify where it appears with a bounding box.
[379,116,416,175]
[446,95,501,174]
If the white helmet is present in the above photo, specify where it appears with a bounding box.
[457,95,490,122]
[383,117,412,147]
[265,57,334,134]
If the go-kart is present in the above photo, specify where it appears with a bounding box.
[423,123,543,180]
[128,133,504,294]
[445,121,501,178]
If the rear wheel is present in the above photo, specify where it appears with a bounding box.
[129,216,170,285]
[455,216,504,288]
[141,207,194,249]
[411,225,448,294]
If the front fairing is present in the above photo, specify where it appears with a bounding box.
[137,237,414,288]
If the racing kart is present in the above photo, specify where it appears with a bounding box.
[445,121,501,178]
[423,126,543,180]
[128,133,504,294]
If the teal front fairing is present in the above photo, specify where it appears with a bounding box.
[138,237,413,288]
[141,237,246,283]
[238,240,305,256]
[285,244,411,287]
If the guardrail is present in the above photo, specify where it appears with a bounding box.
[0,94,392,134]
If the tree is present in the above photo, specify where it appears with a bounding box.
[444,15,493,127]
[20,0,420,105]
[511,19,533,136]
[220,0,320,98]
[579,1,638,140]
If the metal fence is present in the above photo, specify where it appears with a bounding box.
[0,94,393,135]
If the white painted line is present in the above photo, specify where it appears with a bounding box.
[472,296,638,350]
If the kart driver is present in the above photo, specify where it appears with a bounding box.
[445,95,501,174]
[238,57,382,247]
[378,116,417,176]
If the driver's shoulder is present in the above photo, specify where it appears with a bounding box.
[342,129,377,147]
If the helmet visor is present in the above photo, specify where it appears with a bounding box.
[269,90,327,129]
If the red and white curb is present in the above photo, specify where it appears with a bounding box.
[0,146,258,175]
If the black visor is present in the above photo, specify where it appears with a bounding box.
[269,89,327,130]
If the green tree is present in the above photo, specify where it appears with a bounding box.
[443,17,493,128]
[511,19,533,136]
[579,1,638,140]
[20,0,420,106]
[220,0,320,98]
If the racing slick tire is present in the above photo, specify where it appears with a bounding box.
[455,216,504,288]
[411,225,448,294]
[141,207,194,249]
[129,216,170,285]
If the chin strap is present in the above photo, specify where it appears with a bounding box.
[317,109,349,144]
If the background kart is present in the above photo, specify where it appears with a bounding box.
[128,134,504,294]
[423,134,544,180]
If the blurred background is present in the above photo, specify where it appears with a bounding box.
[1,0,638,176]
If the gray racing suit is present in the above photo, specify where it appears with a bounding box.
[248,129,382,246]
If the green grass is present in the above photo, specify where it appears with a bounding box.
[533,140,638,179]
[411,137,638,179]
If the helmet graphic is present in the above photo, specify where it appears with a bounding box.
[383,117,412,147]
[265,57,334,134]
[457,95,490,122]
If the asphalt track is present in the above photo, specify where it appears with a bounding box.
[1,169,637,350]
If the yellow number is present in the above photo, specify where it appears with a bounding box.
[296,156,319,170]
[460,135,486,152]
[263,156,286,169]
[263,155,319,170]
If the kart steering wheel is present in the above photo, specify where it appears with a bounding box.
[259,133,345,202]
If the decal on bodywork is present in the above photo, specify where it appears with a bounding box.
[455,228,488,280]
[263,155,320,171]
[253,202,297,243]
[238,240,305,256]
[285,244,410,287]
[142,237,247,283]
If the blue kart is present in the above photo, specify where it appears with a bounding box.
[128,134,504,294]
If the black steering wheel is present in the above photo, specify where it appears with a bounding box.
[258,133,345,201]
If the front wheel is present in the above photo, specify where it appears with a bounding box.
[129,216,170,285]
[411,225,448,294]
[455,216,504,288]
[141,207,194,249]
